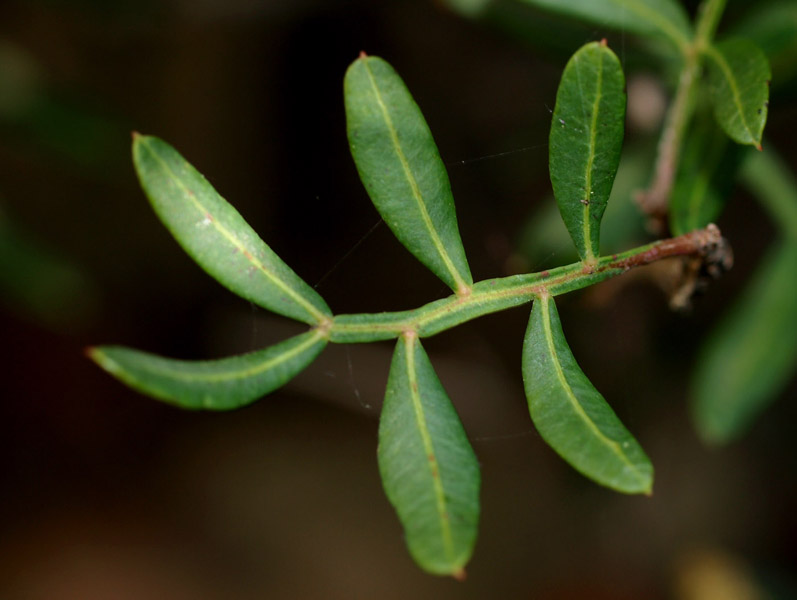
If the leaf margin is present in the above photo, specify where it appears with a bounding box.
[88,329,328,410]
[133,133,332,326]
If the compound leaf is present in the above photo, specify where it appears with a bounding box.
[522,295,653,494]
[691,241,797,444]
[704,38,771,149]
[345,55,472,294]
[378,334,480,577]
[133,134,331,326]
[549,41,626,262]
[519,0,691,52]
[89,330,327,410]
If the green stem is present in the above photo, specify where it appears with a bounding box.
[325,225,721,343]
[740,149,797,241]
[637,0,728,225]
[694,0,727,47]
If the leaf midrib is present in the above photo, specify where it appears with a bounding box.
[403,334,456,565]
[576,48,605,262]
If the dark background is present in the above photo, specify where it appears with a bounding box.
[1,0,796,597]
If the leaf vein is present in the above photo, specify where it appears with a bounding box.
[581,49,605,262]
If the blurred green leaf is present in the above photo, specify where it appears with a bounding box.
[741,148,797,240]
[378,334,480,577]
[691,241,797,444]
[0,208,98,329]
[732,1,797,86]
[549,41,626,262]
[522,295,653,494]
[517,0,691,52]
[704,38,771,149]
[442,0,491,17]
[344,55,472,294]
[133,135,331,326]
[669,111,746,236]
[443,0,681,66]
[89,330,327,410]
[0,41,126,173]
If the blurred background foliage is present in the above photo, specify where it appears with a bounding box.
[1,0,796,597]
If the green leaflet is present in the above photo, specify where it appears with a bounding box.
[378,334,480,577]
[704,38,771,149]
[518,144,652,268]
[89,330,327,410]
[133,135,331,326]
[522,295,653,494]
[518,0,691,52]
[344,56,473,294]
[691,241,797,444]
[669,112,746,236]
[549,41,626,263]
